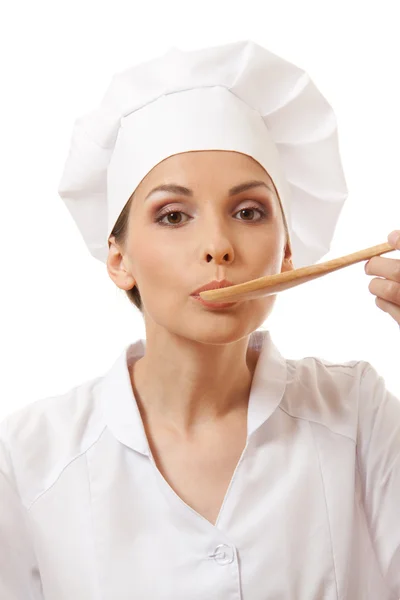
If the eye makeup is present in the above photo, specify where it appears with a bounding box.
[154,201,270,227]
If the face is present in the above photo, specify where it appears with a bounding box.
[108,150,293,344]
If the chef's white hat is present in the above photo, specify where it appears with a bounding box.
[58,40,347,268]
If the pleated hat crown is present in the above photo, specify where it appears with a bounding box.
[58,40,348,268]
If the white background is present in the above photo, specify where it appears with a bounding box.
[0,0,399,421]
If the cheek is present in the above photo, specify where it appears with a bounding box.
[248,231,284,275]
[130,237,183,297]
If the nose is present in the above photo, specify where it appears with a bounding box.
[205,249,233,264]
[203,230,234,265]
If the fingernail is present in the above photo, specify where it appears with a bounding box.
[388,230,400,248]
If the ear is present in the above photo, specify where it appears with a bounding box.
[281,242,294,273]
[106,238,136,291]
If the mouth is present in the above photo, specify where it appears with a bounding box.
[190,279,238,309]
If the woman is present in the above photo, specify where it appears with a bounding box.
[1,41,399,599]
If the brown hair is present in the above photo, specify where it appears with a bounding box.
[109,190,291,314]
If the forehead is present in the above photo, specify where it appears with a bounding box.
[135,150,276,194]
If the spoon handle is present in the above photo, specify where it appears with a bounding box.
[200,242,396,302]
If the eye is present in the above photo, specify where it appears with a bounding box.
[154,203,268,227]
[155,210,190,226]
[233,206,267,221]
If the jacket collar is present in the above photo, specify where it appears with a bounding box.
[99,330,287,455]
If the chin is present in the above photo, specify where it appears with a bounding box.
[172,312,267,345]
[144,297,274,344]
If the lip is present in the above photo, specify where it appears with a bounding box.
[190,279,235,297]
[190,279,238,309]
[191,296,238,309]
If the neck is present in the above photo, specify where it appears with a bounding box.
[129,329,259,434]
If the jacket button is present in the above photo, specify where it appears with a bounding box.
[208,544,234,565]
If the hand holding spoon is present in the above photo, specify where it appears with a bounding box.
[199,242,396,303]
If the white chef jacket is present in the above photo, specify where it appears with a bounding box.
[1,329,399,600]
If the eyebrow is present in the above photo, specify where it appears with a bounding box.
[144,180,275,201]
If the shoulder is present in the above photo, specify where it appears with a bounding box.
[287,353,368,388]
[280,354,372,441]
[0,374,106,508]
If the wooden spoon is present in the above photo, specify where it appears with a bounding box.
[199,242,396,303]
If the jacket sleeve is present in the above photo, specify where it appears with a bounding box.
[357,362,400,595]
[0,419,43,599]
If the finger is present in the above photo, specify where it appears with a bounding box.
[369,277,400,306]
[375,297,400,325]
[388,230,400,249]
[365,255,400,281]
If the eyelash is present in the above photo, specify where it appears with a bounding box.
[154,204,268,227]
